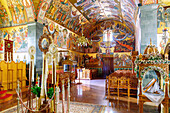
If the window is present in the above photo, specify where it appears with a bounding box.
[103,30,113,42]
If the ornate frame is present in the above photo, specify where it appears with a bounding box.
[137,63,169,113]
[38,34,52,54]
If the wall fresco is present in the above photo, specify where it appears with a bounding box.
[45,18,79,50]
[0,25,28,53]
[0,2,10,27]
[85,20,135,52]
[44,0,87,35]
[157,7,170,31]
[114,53,132,67]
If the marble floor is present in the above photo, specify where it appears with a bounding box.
[68,79,161,113]
[0,79,163,113]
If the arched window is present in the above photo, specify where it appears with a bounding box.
[103,30,113,42]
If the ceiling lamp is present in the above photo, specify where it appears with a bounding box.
[100,29,116,48]
[76,23,92,47]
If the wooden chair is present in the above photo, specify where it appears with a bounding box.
[108,76,119,98]
[129,77,138,96]
[118,76,130,97]
[106,70,138,98]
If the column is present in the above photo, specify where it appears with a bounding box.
[27,22,43,78]
[140,4,158,54]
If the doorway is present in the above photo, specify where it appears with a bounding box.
[102,57,114,78]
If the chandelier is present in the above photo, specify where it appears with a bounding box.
[100,29,116,48]
[76,23,92,47]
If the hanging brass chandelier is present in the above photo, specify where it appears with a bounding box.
[76,23,92,47]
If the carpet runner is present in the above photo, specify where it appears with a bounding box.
[1,101,105,113]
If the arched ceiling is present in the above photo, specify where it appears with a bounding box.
[0,0,138,33]
[69,0,137,24]
[0,0,170,36]
[39,0,139,36]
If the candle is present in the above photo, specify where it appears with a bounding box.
[57,74,59,86]
[67,78,70,113]
[56,86,59,113]
[62,80,65,113]
[54,59,56,85]
[36,73,38,86]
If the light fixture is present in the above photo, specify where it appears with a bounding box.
[76,23,92,47]
[100,28,116,48]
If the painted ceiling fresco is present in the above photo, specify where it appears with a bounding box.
[41,0,89,35]
[69,0,139,31]
[0,0,170,53]
[0,0,35,27]
[0,2,10,27]
[143,0,156,5]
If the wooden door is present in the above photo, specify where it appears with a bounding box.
[102,57,114,78]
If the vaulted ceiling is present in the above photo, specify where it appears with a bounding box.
[0,0,170,36]
[0,0,138,29]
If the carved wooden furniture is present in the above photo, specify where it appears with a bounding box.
[106,70,138,98]
[0,61,27,90]
[135,41,169,113]
[47,72,69,90]
[119,76,130,97]
[108,76,119,97]
[137,64,169,113]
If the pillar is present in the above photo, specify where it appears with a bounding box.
[140,4,158,54]
[27,22,43,81]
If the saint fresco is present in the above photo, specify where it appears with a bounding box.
[0,26,28,53]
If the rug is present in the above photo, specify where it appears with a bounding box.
[1,101,105,113]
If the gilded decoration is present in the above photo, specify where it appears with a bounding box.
[135,40,169,113]
[38,34,52,54]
